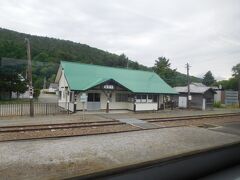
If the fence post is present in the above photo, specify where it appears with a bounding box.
[45,103,48,115]
[21,103,23,116]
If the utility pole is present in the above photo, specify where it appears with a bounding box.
[186,63,191,109]
[25,38,34,117]
[43,77,46,89]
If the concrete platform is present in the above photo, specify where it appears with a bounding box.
[0,126,239,180]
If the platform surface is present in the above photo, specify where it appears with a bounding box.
[0,126,240,180]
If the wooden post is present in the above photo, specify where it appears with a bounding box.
[82,102,85,120]
[25,38,34,117]
[186,63,191,109]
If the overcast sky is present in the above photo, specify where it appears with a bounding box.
[0,0,240,79]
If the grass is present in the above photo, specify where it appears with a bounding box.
[0,99,38,104]
[213,101,222,108]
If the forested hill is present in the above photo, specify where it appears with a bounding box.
[0,28,201,88]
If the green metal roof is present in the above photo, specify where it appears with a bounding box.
[61,61,177,94]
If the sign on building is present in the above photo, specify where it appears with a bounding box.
[80,93,88,102]
[103,85,114,90]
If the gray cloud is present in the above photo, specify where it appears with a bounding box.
[0,0,239,79]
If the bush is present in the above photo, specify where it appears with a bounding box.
[34,89,40,98]
[213,101,222,108]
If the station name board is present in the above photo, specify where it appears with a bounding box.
[103,85,114,90]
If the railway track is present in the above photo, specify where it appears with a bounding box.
[0,112,239,133]
[0,112,239,142]
[141,112,240,122]
[0,120,124,133]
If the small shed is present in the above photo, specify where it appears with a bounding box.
[48,83,58,93]
[174,83,215,110]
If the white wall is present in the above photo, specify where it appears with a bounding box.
[202,98,206,110]
[12,91,30,99]
[135,103,158,111]
[58,101,74,112]
[58,72,70,102]
[214,90,222,102]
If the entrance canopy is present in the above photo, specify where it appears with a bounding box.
[58,61,177,94]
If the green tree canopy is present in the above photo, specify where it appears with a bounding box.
[232,63,240,78]
[202,71,215,86]
[0,65,28,99]
[216,63,240,91]
[153,57,177,86]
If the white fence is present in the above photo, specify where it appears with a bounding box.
[0,103,67,117]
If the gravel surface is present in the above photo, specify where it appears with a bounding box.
[0,124,140,141]
[0,114,112,127]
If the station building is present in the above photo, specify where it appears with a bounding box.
[55,61,177,112]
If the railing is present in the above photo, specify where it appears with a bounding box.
[0,103,67,117]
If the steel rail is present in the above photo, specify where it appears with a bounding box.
[142,113,240,122]
[0,122,125,133]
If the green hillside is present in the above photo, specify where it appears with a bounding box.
[0,28,202,89]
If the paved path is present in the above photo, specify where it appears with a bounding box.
[117,118,159,129]
[38,93,58,103]
[0,126,239,180]
[208,122,240,136]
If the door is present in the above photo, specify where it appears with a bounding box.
[87,93,101,111]
[178,96,187,108]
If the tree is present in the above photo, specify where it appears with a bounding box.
[153,57,177,86]
[117,54,128,68]
[232,63,240,107]
[0,66,28,99]
[202,71,215,86]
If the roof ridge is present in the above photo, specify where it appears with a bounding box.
[60,60,154,74]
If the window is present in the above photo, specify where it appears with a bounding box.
[136,95,141,103]
[59,91,62,99]
[153,95,158,102]
[95,93,100,101]
[141,95,147,102]
[135,94,158,103]
[87,93,100,102]
[69,92,72,102]
[148,95,153,103]
[116,93,128,102]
